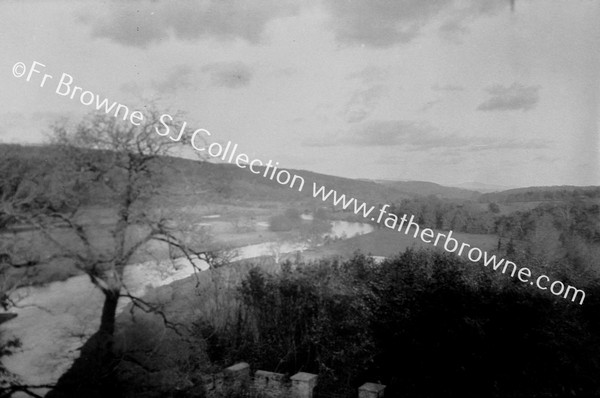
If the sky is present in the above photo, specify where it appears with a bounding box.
[0,0,598,188]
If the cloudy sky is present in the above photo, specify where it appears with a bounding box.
[1,0,598,188]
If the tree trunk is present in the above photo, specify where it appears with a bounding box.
[99,288,120,336]
[47,289,122,398]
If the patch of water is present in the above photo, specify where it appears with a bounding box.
[327,221,374,238]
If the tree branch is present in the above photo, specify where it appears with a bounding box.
[0,384,56,398]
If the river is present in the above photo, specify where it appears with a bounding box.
[0,220,373,393]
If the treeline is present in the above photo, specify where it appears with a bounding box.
[383,195,600,286]
[496,200,600,244]
[73,195,600,397]
[481,186,600,203]
[495,199,600,286]
[383,196,496,234]
[194,251,600,398]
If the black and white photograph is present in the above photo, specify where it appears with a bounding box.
[0,1,599,397]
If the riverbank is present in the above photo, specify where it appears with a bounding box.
[1,215,499,395]
[0,219,373,394]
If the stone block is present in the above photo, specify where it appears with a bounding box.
[358,382,386,398]
[224,362,250,392]
[290,372,318,398]
[254,370,287,397]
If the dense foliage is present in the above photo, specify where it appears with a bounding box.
[3,141,600,397]
[198,249,600,398]
[481,186,600,203]
[386,196,495,234]
[495,199,600,288]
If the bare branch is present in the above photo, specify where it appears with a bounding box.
[120,289,185,337]
[0,384,56,398]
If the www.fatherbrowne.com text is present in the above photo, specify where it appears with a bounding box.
[13,59,586,305]
[311,184,585,304]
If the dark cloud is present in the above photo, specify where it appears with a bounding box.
[323,0,448,47]
[202,62,253,89]
[83,1,298,48]
[121,62,252,95]
[323,0,508,47]
[477,83,541,112]
[439,0,507,40]
[343,67,390,123]
[342,85,386,123]
[352,121,446,147]
[304,119,549,151]
[305,120,447,148]
[438,18,468,42]
[153,65,194,94]
[118,65,196,96]
[83,1,508,49]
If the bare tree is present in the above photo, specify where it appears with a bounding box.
[0,145,61,397]
[1,109,228,396]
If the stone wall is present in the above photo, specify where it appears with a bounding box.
[202,362,385,398]
[253,370,286,397]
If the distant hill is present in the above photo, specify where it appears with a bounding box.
[7,144,596,210]
[481,185,600,203]
[450,182,514,193]
[0,143,414,208]
[365,179,481,200]
[162,157,414,207]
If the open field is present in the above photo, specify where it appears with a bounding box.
[300,228,499,261]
